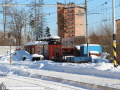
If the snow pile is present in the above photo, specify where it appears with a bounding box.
[0,50,32,61]
[12,50,32,61]
[0,50,14,61]
[39,63,44,68]
[1,60,119,79]
[91,52,110,63]
[100,52,110,59]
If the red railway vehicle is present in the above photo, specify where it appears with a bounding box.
[53,47,74,62]
[43,41,61,60]
[24,41,61,60]
[53,46,62,61]
[24,36,62,60]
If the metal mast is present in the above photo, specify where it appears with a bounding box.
[85,0,89,57]
[34,0,37,40]
[64,0,66,4]
[3,0,7,45]
[112,0,118,67]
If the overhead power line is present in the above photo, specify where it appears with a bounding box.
[88,15,120,26]
[88,0,111,12]
[0,4,84,7]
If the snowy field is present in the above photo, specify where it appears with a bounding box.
[0,50,120,90]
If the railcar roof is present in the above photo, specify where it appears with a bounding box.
[80,44,101,46]
[38,36,60,41]
[25,41,48,46]
[37,42,48,45]
[25,41,40,46]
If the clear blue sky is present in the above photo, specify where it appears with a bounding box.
[0,0,120,36]
[43,0,120,35]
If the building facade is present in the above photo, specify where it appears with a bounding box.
[116,19,120,34]
[57,3,85,38]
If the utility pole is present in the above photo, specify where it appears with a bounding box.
[8,32,12,65]
[10,33,12,65]
[85,0,89,57]
[64,0,66,4]
[38,0,44,39]
[24,13,27,43]
[112,0,118,67]
[34,0,37,41]
[3,0,7,46]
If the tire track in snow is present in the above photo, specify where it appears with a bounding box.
[7,68,120,90]
[1,75,85,90]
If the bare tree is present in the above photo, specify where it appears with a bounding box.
[89,23,113,57]
[9,8,25,46]
[0,0,13,45]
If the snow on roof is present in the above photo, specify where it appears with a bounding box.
[37,41,48,45]
[80,44,101,46]
[50,36,60,39]
[38,36,60,40]
[75,44,101,50]
[25,41,39,46]
[75,46,80,50]
[89,51,99,54]
[25,41,48,46]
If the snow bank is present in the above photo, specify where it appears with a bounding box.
[0,50,14,61]
[0,50,32,61]
[0,56,120,89]
[0,50,119,79]
[12,50,32,61]
[2,60,119,79]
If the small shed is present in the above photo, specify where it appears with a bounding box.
[24,41,40,54]
[80,44,102,57]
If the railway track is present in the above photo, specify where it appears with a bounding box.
[0,64,120,90]
[1,75,86,90]
[11,68,120,90]
[1,72,120,90]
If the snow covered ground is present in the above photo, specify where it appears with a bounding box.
[0,50,120,90]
